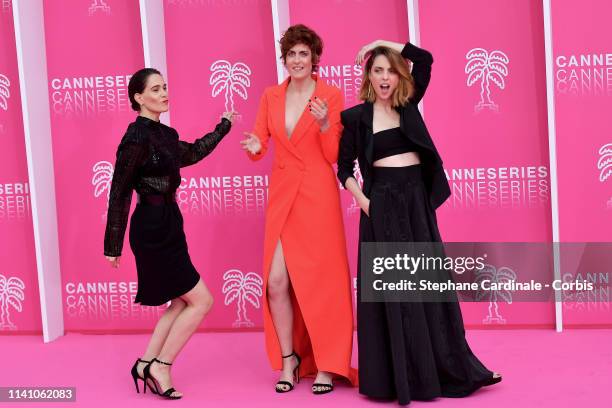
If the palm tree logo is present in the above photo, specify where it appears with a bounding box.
[0,73,10,111]
[88,0,111,16]
[0,274,25,331]
[474,264,516,324]
[465,48,509,113]
[347,162,364,216]
[92,161,114,220]
[210,60,252,116]
[222,269,263,328]
[597,143,612,183]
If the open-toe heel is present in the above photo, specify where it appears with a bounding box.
[312,382,334,395]
[275,351,302,393]
[143,358,182,400]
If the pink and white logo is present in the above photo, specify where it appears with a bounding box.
[50,74,131,117]
[445,165,549,209]
[177,174,269,217]
[1,0,11,13]
[88,0,110,16]
[0,182,31,220]
[0,274,25,331]
[222,268,263,328]
[597,143,612,182]
[319,64,363,106]
[210,60,251,115]
[465,48,509,113]
[474,264,516,325]
[92,160,113,220]
[555,52,612,96]
[64,281,166,320]
[0,73,10,111]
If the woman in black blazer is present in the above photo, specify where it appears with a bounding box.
[337,40,501,405]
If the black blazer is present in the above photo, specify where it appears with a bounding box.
[337,42,450,210]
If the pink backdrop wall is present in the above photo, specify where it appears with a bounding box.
[2,1,610,333]
[0,3,41,334]
[163,0,278,330]
[420,0,554,327]
[552,0,612,326]
[42,0,158,332]
[289,0,410,319]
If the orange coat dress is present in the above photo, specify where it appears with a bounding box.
[249,76,357,385]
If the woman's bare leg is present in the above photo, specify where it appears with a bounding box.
[149,280,214,397]
[136,298,187,379]
[267,240,300,390]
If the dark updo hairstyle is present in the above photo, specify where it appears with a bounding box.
[279,24,323,72]
[128,68,161,111]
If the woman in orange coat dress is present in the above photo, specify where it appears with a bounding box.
[241,24,357,394]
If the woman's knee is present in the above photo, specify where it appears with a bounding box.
[168,298,187,312]
[267,273,289,298]
[194,293,213,315]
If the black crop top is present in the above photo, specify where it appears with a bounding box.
[372,127,419,162]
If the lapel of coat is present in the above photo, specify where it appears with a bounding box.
[270,80,303,160]
[288,75,323,147]
[360,101,374,166]
[400,103,433,152]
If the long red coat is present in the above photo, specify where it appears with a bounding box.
[249,76,357,384]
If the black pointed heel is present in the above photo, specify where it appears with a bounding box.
[130,358,157,394]
[143,358,182,400]
[275,351,302,393]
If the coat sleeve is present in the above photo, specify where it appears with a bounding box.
[247,90,271,161]
[103,127,147,257]
[178,118,232,167]
[401,42,434,105]
[318,88,345,164]
[337,110,358,189]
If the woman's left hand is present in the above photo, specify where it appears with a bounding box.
[309,97,329,132]
[222,111,237,123]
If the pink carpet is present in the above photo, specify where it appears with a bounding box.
[1,329,610,407]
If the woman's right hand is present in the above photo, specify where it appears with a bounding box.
[105,256,121,268]
[360,198,371,217]
[356,40,381,65]
[240,132,262,155]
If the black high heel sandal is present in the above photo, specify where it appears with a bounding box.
[143,358,182,400]
[275,351,302,393]
[312,382,334,395]
[130,358,157,394]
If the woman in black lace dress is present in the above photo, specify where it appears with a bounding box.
[103,68,233,399]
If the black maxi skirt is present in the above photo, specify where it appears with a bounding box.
[357,165,494,405]
[128,198,200,306]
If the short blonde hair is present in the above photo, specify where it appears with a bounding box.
[359,46,415,107]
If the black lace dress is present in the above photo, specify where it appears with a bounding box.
[103,115,231,305]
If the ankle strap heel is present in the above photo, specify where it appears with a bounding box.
[275,351,302,393]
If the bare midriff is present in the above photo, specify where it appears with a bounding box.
[372,151,421,167]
